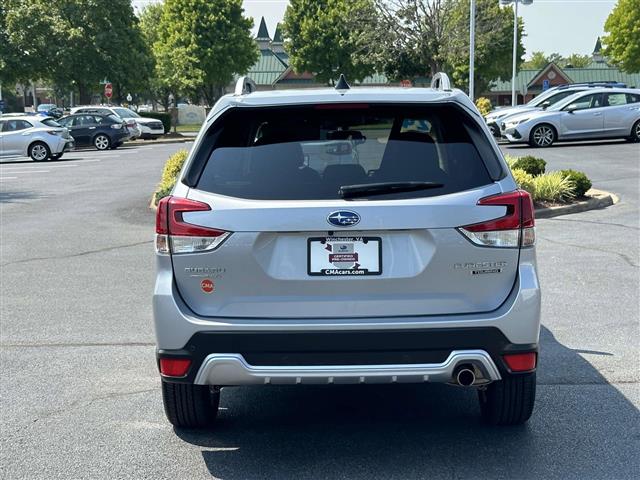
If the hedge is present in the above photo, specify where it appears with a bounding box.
[139,112,171,133]
[559,169,592,197]
[154,149,188,205]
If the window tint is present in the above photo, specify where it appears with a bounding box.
[565,93,602,111]
[541,90,583,106]
[193,105,495,201]
[605,93,627,106]
[41,118,61,127]
[1,119,32,131]
[627,93,640,104]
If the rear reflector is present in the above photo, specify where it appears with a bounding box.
[155,196,231,255]
[159,358,192,377]
[503,352,537,372]
[458,190,535,248]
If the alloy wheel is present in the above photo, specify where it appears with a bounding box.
[95,135,109,150]
[31,144,48,161]
[532,126,554,147]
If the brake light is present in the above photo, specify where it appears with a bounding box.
[155,196,230,254]
[503,352,537,372]
[110,123,123,129]
[159,358,191,377]
[458,190,535,248]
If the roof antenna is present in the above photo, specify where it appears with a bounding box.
[335,74,350,91]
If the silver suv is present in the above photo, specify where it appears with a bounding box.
[153,74,541,428]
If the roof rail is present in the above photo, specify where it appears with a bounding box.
[430,72,452,91]
[234,76,257,96]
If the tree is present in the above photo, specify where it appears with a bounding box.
[564,53,591,68]
[140,2,173,109]
[602,0,640,73]
[156,0,258,105]
[522,51,565,69]
[3,0,152,104]
[282,0,377,84]
[444,0,525,95]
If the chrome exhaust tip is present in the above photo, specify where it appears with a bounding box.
[455,365,476,387]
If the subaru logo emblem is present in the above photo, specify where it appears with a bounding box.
[327,211,360,227]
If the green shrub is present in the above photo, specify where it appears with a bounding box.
[503,154,519,170]
[139,112,171,133]
[154,149,188,205]
[531,172,575,203]
[559,169,592,197]
[511,168,536,194]
[511,155,546,176]
[475,97,492,116]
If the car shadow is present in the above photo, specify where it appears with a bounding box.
[0,190,43,203]
[174,326,638,479]
[504,139,629,150]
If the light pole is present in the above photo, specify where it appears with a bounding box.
[500,0,533,106]
[469,0,476,101]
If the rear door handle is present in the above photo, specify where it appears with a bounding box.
[593,112,602,116]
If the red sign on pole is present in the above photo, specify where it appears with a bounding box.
[400,79,412,88]
[104,83,113,99]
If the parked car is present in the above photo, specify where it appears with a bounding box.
[36,103,64,119]
[71,106,164,139]
[57,114,129,150]
[70,106,141,139]
[153,74,541,428]
[485,82,627,137]
[502,88,640,147]
[0,115,74,161]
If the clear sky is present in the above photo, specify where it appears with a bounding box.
[132,0,617,58]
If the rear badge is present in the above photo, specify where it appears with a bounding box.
[200,279,215,293]
[454,262,506,275]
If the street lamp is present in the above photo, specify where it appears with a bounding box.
[469,0,476,102]
[500,0,533,106]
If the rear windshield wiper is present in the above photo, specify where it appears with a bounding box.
[339,181,444,199]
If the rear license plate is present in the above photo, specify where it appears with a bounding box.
[308,236,382,276]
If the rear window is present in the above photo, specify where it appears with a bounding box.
[41,118,61,127]
[191,104,496,200]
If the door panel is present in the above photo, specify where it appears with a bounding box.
[603,93,637,137]
[559,93,604,138]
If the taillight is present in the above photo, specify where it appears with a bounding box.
[110,123,123,129]
[458,190,535,248]
[155,196,230,255]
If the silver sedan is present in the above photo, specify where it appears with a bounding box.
[502,88,640,147]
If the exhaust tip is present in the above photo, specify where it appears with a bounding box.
[455,366,476,387]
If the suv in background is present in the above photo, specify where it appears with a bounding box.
[0,115,74,161]
[57,113,129,150]
[154,75,541,429]
[485,82,627,137]
[71,106,164,139]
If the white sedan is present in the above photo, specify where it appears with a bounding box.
[0,115,75,161]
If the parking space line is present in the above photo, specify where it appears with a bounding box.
[0,177,18,180]
[0,164,79,172]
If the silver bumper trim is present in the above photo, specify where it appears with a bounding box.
[193,350,502,386]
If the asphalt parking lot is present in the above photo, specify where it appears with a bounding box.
[1,140,638,479]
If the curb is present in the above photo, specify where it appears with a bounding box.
[127,137,193,146]
[535,188,618,219]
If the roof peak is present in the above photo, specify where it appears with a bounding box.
[273,23,283,43]
[256,17,270,40]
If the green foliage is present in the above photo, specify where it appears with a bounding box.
[139,112,172,133]
[603,0,640,73]
[156,0,258,105]
[155,150,188,204]
[2,0,152,103]
[531,172,575,203]
[445,0,526,96]
[282,0,376,85]
[511,168,535,195]
[564,53,592,68]
[559,169,592,197]
[503,154,519,170]
[522,51,592,69]
[475,97,492,116]
[511,156,546,176]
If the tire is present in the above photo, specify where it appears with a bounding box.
[93,134,111,151]
[161,381,220,428]
[478,371,536,426]
[629,120,640,143]
[29,142,51,162]
[110,142,121,150]
[528,124,556,147]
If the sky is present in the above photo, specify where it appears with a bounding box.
[132,0,618,58]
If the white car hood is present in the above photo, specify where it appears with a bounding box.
[129,117,162,125]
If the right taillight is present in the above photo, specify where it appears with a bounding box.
[155,196,230,255]
[458,190,535,248]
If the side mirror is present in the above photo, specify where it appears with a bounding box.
[565,104,578,113]
[541,101,551,109]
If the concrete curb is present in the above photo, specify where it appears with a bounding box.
[535,188,618,219]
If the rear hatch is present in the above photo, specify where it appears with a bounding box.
[165,103,523,319]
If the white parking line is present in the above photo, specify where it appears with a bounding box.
[0,170,50,174]
[0,164,79,172]
[0,177,18,180]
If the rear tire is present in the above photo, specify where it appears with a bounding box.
[629,120,640,143]
[478,371,536,425]
[93,134,111,151]
[528,124,556,147]
[29,142,51,162]
[161,381,220,428]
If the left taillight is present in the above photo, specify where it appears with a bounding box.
[458,190,535,248]
[155,196,231,255]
